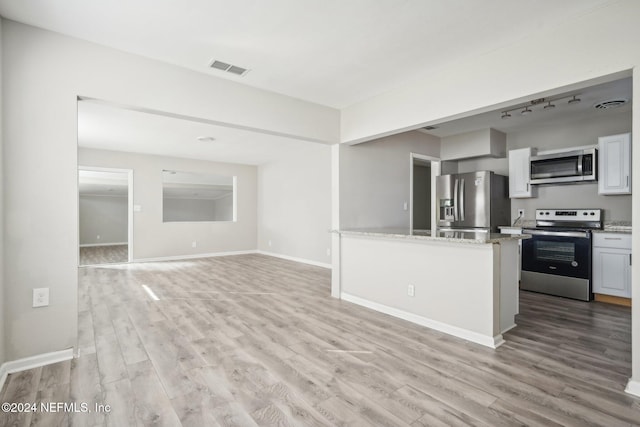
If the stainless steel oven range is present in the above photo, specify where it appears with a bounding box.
[521,209,602,301]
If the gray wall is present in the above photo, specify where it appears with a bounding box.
[340,131,440,229]
[413,164,431,229]
[212,194,233,221]
[79,148,257,260]
[79,195,128,245]
[257,142,332,265]
[163,197,229,222]
[457,110,632,223]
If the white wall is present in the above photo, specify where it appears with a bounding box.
[457,110,632,222]
[340,131,440,229]
[257,143,332,265]
[0,17,4,366]
[80,148,257,260]
[1,19,335,361]
[79,195,128,245]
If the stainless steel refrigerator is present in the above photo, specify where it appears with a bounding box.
[436,171,510,232]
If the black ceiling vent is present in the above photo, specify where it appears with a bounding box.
[423,125,438,130]
[593,98,629,109]
[209,60,249,76]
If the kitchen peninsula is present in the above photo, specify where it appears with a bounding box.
[332,229,528,348]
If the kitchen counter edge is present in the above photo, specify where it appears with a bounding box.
[333,229,530,244]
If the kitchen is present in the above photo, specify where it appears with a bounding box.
[333,75,632,350]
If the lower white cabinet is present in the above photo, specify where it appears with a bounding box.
[593,233,631,298]
[499,226,523,283]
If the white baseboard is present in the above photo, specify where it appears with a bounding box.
[0,348,74,392]
[625,378,640,397]
[79,242,127,248]
[257,250,332,269]
[341,292,504,349]
[134,250,258,263]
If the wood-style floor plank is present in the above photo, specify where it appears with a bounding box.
[0,253,638,426]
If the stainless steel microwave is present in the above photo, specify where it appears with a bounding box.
[529,148,597,185]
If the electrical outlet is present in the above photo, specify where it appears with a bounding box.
[518,209,525,217]
[96,235,101,240]
[268,240,272,247]
[326,248,331,256]
[192,241,197,248]
[33,288,49,308]
[403,202,408,211]
[407,285,415,297]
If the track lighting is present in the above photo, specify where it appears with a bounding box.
[499,94,580,119]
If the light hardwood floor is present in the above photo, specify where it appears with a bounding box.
[79,245,128,266]
[1,253,638,426]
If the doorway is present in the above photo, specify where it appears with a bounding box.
[78,166,133,266]
[409,153,440,232]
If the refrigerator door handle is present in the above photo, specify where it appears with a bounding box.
[459,179,465,221]
[453,178,459,221]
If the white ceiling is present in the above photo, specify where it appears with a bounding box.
[0,0,613,108]
[162,170,233,200]
[423,77,632,138]
[5,1,630,165]
[78,100,317,165]
[78,169,128,196]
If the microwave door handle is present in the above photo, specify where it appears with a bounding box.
[577,154,583,174]
[453,178,459,221]
[459,179,465,221]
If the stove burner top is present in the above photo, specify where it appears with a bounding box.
[533,208,602,231]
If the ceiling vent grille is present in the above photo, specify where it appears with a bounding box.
[593,98,629,109]
[209,60,249,76]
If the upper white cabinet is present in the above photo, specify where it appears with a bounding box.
[508,148,536,198]
[599,132,631,195]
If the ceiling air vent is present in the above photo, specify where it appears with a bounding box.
[593,98,629,109]
[423,125,438,130]
[209,60,249,76]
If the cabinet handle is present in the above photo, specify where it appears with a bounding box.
[526,183,529,192]
[604,237,622,240]
[630,253,632,266]
[626,176,629,187]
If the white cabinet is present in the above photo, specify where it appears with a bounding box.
[593,233,631,298]
[499,227,523,285]
[598,133,631,195]
[508,148,536,198]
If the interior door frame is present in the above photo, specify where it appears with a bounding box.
[78,165,134,264]
[409,153,441,232]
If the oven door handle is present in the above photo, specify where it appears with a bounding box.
[523,229,589,238]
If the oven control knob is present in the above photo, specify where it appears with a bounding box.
[583,212,588,215]
[571,261,578,267]
[590,212,595,215]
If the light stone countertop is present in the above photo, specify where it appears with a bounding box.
[334,228,529,244]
